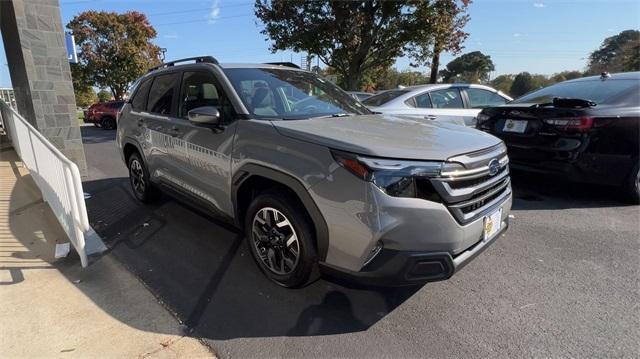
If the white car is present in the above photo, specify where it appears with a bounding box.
[363,84,512,127]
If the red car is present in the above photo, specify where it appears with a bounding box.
[84,100,124,130]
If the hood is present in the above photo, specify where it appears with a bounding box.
[270,114,501,161]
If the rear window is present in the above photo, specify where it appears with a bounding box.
[108,101,125,109]
[513,79,639,105]
[362,90,409,107]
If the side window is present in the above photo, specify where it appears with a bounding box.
[413,93,433,108]
[429,88,464,109]
[180,71,234,122]
[147,73,179,115]
[466,88,508,108]
[131,79,152,111]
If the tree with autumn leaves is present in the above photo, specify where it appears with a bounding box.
[67,11,162,101]
[255,0,471,90]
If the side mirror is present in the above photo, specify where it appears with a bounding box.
[188,106,220,125]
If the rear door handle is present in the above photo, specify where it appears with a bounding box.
[425,115,437,120]
[137,118,144,127]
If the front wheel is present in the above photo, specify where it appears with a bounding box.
[245,193,318,288]
[128,153,159,203]
[624,162,640,204]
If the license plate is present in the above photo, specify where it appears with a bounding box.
[483,208,503,241]
[503,119,527,133]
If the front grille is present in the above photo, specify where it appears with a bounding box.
[431,144,512,224]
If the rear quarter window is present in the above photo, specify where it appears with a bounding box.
[362,90,409,107]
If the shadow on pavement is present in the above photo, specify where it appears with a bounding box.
[82,177,421,340]
[510,170,631,210]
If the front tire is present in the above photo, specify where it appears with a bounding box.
[245,192,318,288]
[128,152,159,203]
[624,162,640,204]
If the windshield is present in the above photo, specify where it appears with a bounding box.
[362,90,409,107]
[223,68,370,119]
[513,79,639,105]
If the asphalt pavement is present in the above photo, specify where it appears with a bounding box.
[80,125,639,358]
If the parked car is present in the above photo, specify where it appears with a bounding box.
[117,56,512,287]
[347,91,374,101]
[84,100,124,130]
[363,84,512,127]
[476,71,640,203]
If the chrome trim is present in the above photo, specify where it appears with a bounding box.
[446,143,507,169]
[441,155,508,180]
[432,166,509,203]
[449,178,511,209]
[449,185,512,224]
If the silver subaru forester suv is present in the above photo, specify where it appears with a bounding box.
[117,56,512,288]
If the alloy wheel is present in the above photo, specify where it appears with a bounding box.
[130,159,146,195]
[251,207,300,275]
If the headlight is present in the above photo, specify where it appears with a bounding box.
[331,150,443,200]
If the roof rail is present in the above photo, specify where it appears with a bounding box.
[264,62,301,69]
[148,56,219,72]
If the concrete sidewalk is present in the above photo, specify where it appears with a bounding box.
[0,149,215,358]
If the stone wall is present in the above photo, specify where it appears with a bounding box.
[1,0,87,176]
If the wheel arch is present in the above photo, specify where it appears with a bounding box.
[232,164,329,261]
[122,138,145,165]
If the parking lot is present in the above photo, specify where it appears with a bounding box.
[80,125,639,358]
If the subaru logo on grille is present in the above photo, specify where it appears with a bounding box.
[488,159,500,176]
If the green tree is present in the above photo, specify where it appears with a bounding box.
[71,63,97,107]
[255,1,463,90]
[97,89,112,102]
[67,11,161,100]
[439,51,494,83]
[408,0,471,84]
[490,74,514,95]
[510,72,549,98]
[550,70,583,84]
[587,30,640,74]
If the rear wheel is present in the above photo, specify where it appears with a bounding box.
[128,152,159,203]
[101,116,116,130]
[245,192,318,288]
[624,162,640,204]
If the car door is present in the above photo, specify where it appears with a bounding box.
[399,88,467,126]
[165,70,238,217]
[141,71,182,183]
[462,87,510,126]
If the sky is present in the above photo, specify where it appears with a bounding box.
[1,0,639,87]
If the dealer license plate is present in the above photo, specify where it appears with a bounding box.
[483,208,503,241]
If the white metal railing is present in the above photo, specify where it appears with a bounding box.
[0,100,91,267]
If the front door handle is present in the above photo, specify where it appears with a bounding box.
[425,115,437,121]
[137,118,144,127]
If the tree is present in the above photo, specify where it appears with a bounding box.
[439,51,494,83]
[67,11,161,100]
[408,0,471,84]
[255,1,431,90]
[550,70,583,84]
[97,89,112,102]
[587,30,640,74]
[71,63,97,107]
[510,72,549,98]
[490,74,514,95]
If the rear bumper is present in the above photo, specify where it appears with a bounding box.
[320,219,509,287]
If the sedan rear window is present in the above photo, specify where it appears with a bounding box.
[362,90,409,107]
[513,79,639,105]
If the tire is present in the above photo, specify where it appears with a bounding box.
[623,162,640,204]
[244,192,318,288]
[101,116,116,130]
[127,152,159,203]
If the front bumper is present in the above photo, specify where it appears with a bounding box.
[320,218,508,287]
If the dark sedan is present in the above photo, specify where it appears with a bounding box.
[476,72,640,203]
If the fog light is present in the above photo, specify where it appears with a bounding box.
[363,241,383,267]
